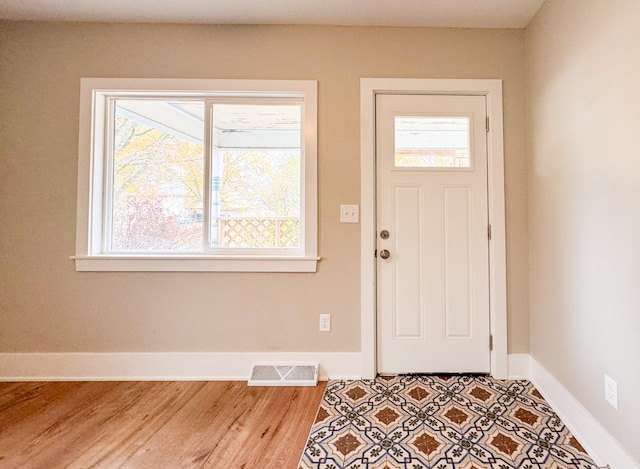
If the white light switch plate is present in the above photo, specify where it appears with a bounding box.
[340,204,359,223]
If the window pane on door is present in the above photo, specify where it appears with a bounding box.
[110,100,205,251]
[210,103,302,248]
[394,116,470,168]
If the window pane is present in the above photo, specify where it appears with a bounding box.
[395,116,470,168]
[111,100,205,251]
[210,104,301,248]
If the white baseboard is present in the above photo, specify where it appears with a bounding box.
[507,353,531,379]
[529,356,639,469]
[0,352,362,382]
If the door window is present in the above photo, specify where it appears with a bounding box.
[394,116,471,169]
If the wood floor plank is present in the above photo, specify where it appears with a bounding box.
[0,381,326,469]
[95,381,250,468]
[0,382,123,467]
[235,386,323,467]
[68,382,208,468]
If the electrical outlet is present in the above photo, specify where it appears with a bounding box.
[340,204,359,223]
[319,314,331,332]
[604,374,618,409]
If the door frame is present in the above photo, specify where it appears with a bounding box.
[360,78,508,379]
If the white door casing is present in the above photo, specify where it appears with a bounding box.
[376,94,490,374]
[360,78,507,379]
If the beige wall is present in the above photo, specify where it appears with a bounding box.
[0,23,528,354]
[526,0,640,461]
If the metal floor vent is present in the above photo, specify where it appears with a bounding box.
[248,363,318,387]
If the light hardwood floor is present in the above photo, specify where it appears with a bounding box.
[0,381,326,468]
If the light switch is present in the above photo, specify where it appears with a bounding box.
[340,204,359,223]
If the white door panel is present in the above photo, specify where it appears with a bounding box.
[376,94,490,374]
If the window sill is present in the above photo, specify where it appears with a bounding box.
[71,255,320,272]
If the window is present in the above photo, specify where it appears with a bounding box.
[74,79,318,272]
[394,116,471,168]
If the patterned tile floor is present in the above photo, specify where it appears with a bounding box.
[299,375,599,469]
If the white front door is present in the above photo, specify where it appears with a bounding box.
[376,93,490,374]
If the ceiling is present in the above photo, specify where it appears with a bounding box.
[0,0,545,28]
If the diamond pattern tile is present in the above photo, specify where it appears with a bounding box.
[299,375,598,469]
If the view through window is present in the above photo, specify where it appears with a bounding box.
[109,100,302,252]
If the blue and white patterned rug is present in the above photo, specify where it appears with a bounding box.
[298,375,598,469]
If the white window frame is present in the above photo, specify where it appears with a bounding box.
[73,78,318,272]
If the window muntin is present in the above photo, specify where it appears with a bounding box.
[74,79,317,272]
[394,116,471,168]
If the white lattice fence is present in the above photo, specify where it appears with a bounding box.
[217,217,300,248]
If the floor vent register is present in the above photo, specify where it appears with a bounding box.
[248,363,319,386]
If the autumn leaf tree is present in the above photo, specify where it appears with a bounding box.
[112,115,204,251]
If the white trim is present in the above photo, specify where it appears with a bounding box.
[72,256,320,272]
[75,78,318,273]
[0,352,361,382]
[360,78,508,379]
[507,353,531,380]
[530,356,639,469]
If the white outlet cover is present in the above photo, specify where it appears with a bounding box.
[319,313,331,332]
[604,374,618,409]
